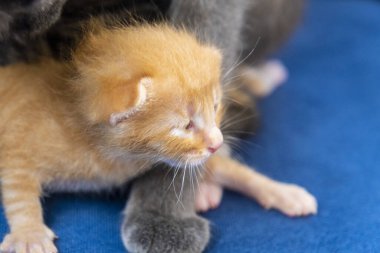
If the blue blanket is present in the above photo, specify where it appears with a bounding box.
[1,0,380,252]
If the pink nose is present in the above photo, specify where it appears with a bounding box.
[206,127,223,154]
[208,142,223,153]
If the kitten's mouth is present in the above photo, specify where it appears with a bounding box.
[163,154,209,168]
[185,158,207,167]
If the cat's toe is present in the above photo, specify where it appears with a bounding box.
[258,183,317,217]
[297,188,318,216]
[0,234,14,253]
[195,181,223,212]
[195,192,209,212]
[0,226,57,253]
[122,211,209,253]
[206,183,223,209]
[285,185,317,217]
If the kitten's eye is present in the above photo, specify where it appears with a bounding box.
[185,120,194,130]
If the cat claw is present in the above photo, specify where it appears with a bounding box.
[257,182,317,217]
[195,181,223,212]
[0,226,57,253]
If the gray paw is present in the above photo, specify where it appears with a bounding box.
[122,211,210,253]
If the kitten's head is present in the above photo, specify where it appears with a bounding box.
[72,23,223,167]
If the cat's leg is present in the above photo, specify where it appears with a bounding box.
[0,171,57,253]
[122,166,209,253]
[205,155,317,217]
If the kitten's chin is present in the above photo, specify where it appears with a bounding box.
[163,155,209,169]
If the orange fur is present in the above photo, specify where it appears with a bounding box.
[201,153,317,217]
[0,23,223,253]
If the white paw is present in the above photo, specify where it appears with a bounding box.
[195,181,223,212]
[256,182,317,217]
[241,59,288,97]
[259,59,288,90]
[0,225,57,253]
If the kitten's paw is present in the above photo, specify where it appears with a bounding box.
[241,60,288,97]
[122,211,209,253]
[195,181,223,212]
[257,182,317,217]
[0,225,57,253]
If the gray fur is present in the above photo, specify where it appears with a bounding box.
[169,0,305,77]
[169,0,249,76]
[0,0,304,66]
[0,0,67,64]
[242,0,305,64]
[122,166,209,253]
[218,0,305,139]
[0,0,168,64]
[0,0,66,40]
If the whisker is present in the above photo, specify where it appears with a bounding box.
[194,165,201,191]
[177,159,188,207]
[223,37,261,81]
[221,114,256,131]
[190,165,196,201]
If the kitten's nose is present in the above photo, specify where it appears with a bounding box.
[206,127,223,154]
[208,143,222,154]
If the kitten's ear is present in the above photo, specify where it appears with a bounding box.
[108,77,152,126]
[81,76,152,125]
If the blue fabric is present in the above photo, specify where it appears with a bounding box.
[1,0,380,252]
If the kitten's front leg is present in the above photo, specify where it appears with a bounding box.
[122,166,209,253]
[0,172,57,253]
[204,154,317,217]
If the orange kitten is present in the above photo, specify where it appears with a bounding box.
[0,23,223,253]
[0,20,317,253]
